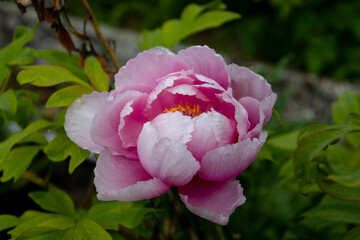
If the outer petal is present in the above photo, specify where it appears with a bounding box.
[187,110,235,161]
[148,46,175,56]
[177,46,230,90]
[199,131,267,181]
[64,91,109,153]
[115,51,188,91]
[137,119,200,186]
[94,150,170,201]
[229,64,274,102]
[178,178,246,225]
[91,90,146,158]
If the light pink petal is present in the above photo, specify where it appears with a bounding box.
[91,91,146,158]
[261,93,277,125]
[166,84,209,101]
[228,64,274,102]
[148,46,175,56]
[177,46,230,90]
[94,150,170,201]
[178,178,246,225]
[137,120,200,186]
[199,131,267,181]
[239,97,263,139]
[115,51,188,91]
[64,91,109,153]
[187,110,235,161]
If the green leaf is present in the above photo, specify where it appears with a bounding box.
[28,185,77,218]
[13,96,35,128]
[18,132,48,145]
[17,65,90,87]
[63,219,112,240]
[272,108,286,129]
[0,120,55,164]
[0,109,6,127]
[343,226,360,240]
[0,214,20,232]
[44,129,90,174]
[293,127,350,195]
[0,145,41,182]
[0,89,18,118]
[16,228,68,240]
[332,92,360,125]
[87,201,154,230]
[36,49,88,81]
[6,47,37,66]
[302,195,360,224]
[268,130,299,151]
[297,124,329,144]
[46,85,94,108]
[84,56,109,92]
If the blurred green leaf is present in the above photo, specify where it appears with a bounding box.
[297,124,329,144]
[28,185,77,218]
[0,120,55,164]
[343,226,360,240]
[18,132,48,145]
[332,92,360,125]
[268,130,299,151]
[293,127,350,195]
[16,227,68,240]
[46,85,94,108]
[84,56,109,92]
[0,89,18,118]
[6,47,37,67]
[0,214,19,232]
[44,129,90,174]
[13,97,35,128]
[0,109,6,127]
[17,65,90,87]
[36,49,87,81]
[303,195,360,224]
[88,201,154,230]
[63,219,112,240]
[0,145,41,182]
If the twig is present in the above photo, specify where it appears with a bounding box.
[22,171,47,188]
[80,0,121,70]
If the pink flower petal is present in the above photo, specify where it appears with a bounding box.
[64,91,109,153]
[187,110,235,161]
[261,92,277,125]
[115,51,188,91]
[148,46,175,56]
[178,46,230,90]
[94,150,170,201]
[229,64,274,102]
[137,120,200,186]
[178,178,246,225]
[199,131,267,181]
[91,90,146,158]
[239,97,263,139]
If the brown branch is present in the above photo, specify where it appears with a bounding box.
[80,0,121,70]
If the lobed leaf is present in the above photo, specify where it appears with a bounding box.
[28,185,77,218]
[0,89,18,118]
[46,85,94,108]
[63,219,112,240]
[0,214,20,232]
[84,56,109,92]
[6,47,37,67]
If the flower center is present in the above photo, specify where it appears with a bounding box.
[164,102,202,118]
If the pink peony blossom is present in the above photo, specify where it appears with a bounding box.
[65,46,276,225]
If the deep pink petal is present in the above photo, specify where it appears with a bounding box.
[199,131,267,181]
[187,110,235,161]
[137,120,200,186]
[91,90,146,158]
[177,46,230,90]
[115,51,188,91]
[229,64,274,102]
[64,91,109,153]
[178,178,246,225]
[94,150,170,201]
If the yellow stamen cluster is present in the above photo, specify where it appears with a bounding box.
[164,102,202,118]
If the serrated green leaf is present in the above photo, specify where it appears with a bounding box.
[44,129,90,174]
[343,226,360,240]
[63,219,112,240]
[84,56,109,92]
[28,185,77,218]
[0,89,18,117]
[46,85,94,108]
[268,130,299,151]
[36,49,87,81]
[303,195,360,224]
[0,214,20,232]
[6,47,37,66]
[87,201,154,230]
[293,127,350,195]
[0,120,55,164]
[0,145,41,182]
[332,92,360,125]
[17,65,90,87]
